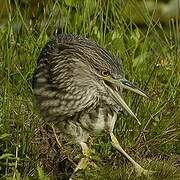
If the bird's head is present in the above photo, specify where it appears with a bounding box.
[101,70,150,124]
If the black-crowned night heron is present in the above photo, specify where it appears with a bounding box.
[32,34,152,178]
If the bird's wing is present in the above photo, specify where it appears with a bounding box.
[32,49,99,118]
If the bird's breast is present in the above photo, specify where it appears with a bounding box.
[51,105,117,143]
[79,106,116,134]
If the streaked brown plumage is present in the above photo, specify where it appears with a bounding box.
[32,34,152,178]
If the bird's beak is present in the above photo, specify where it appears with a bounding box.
[120,79,151,99]
[104,77,150,125]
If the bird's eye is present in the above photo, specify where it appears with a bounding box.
[102,70,110,76]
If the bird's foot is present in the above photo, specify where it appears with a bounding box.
[69,157,97,180]
[135,165,155,177]
[74,157,89,172]
[74,157,97,172]
[69,158,88,180]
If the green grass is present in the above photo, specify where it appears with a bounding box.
[0,0,180,179]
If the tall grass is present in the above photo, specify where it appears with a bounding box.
[0,0,179,179]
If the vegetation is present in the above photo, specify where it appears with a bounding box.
[0,0,179,179]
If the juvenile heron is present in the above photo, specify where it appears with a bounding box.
[32,34,151,177]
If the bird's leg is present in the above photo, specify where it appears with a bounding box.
[73,142,89,173]
[110,132,153,176]
[109,113,153,176]
[69,141,96,180]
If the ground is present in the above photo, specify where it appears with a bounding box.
[0,0,179,179]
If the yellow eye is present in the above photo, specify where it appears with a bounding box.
[102,70,110,76]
